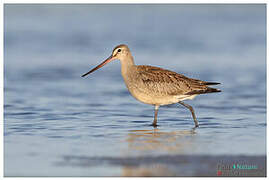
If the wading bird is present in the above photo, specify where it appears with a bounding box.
[82,44,221,128]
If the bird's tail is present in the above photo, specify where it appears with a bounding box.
[205,87,222,93]
[202,82,221,85]
[185,87,221,95]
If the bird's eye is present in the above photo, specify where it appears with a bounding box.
[117,49,121,53]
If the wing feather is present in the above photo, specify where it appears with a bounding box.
[135,65,211,96]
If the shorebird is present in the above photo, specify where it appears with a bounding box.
[82,44,221,128]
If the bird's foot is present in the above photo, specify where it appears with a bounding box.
[150,123,159,128]
[192,124,199,130]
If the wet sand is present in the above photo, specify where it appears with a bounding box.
[57,155,266,177]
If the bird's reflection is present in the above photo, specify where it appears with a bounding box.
[122,128,197,176]
[126,129,196,152]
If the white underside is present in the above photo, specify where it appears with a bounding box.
[175,94,197,101]
[159,94,197,106]
[131,91,198,106]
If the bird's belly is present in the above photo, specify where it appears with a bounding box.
[134,94,178,105]
[127,88,196,106]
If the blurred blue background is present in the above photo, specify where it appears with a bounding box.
[4,4,266,176]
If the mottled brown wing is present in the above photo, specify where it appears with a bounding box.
[135,65,208,96]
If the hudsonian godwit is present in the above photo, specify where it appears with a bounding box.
[82,44,221,128]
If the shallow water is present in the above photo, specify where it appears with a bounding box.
[4,4,266,176]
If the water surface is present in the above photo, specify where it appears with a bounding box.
[4,4,266,176]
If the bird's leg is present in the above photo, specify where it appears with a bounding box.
[151,105,159,127]
[178,101,199,128]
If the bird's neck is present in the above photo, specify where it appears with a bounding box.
[120,55,135,76]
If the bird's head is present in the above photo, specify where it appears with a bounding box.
[81,44,131,77]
